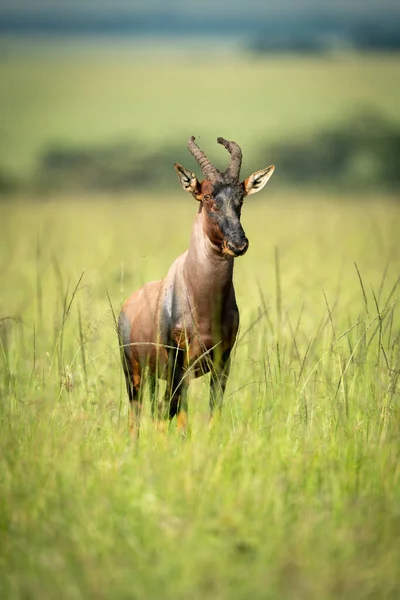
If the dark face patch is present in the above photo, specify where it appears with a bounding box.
[200,179,249,257]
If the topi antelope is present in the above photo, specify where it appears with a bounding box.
[118,136,274,437]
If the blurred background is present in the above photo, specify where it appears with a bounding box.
[0,0,399,197]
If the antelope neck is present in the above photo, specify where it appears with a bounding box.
[183,211,234,301]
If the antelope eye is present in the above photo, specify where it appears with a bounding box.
[203,194,211,200]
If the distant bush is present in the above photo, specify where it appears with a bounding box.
[34,141,194,192]
[266,112,400,191]
[250,34,330,55]
[0,167,18,195]
[350,22,400,52]
[1,112,399,196]
[249,15,400,55]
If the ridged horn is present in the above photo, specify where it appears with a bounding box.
[217,137,243,181]
[187,136,220,180]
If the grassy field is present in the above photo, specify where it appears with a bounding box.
[1,191,400,598]
[0,50,400,176]
[1,41,400,597]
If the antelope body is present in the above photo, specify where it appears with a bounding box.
[118,136,274,436]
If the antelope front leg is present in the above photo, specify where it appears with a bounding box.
[175,382,189,434]
[209,351,231,424]
[161,348,189,435]
[164,373,189,435]
[129,397,142,441]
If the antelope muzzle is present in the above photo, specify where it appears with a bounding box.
[223,236,249,258]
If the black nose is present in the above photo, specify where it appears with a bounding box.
[227,238,249,257]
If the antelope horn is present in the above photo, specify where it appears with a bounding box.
[187,136,220,180]
[217,137,243,181]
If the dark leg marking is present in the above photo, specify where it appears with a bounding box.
[162,346,189,432]
[209,350,231,418]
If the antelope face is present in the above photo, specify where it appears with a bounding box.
[200,179,248,257]
[175,135,275,258]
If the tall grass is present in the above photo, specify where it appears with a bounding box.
[1,193,400,599]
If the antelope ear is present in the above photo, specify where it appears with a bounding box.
[174,164,201,199]
[243,165,275,196]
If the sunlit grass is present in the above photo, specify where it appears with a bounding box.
[1,192,400,598]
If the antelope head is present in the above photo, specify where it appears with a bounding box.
[174,136,275,258]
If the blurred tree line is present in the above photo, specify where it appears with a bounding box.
[249,16,400,54]
[1,112,399,196]
[1,8,400,54]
